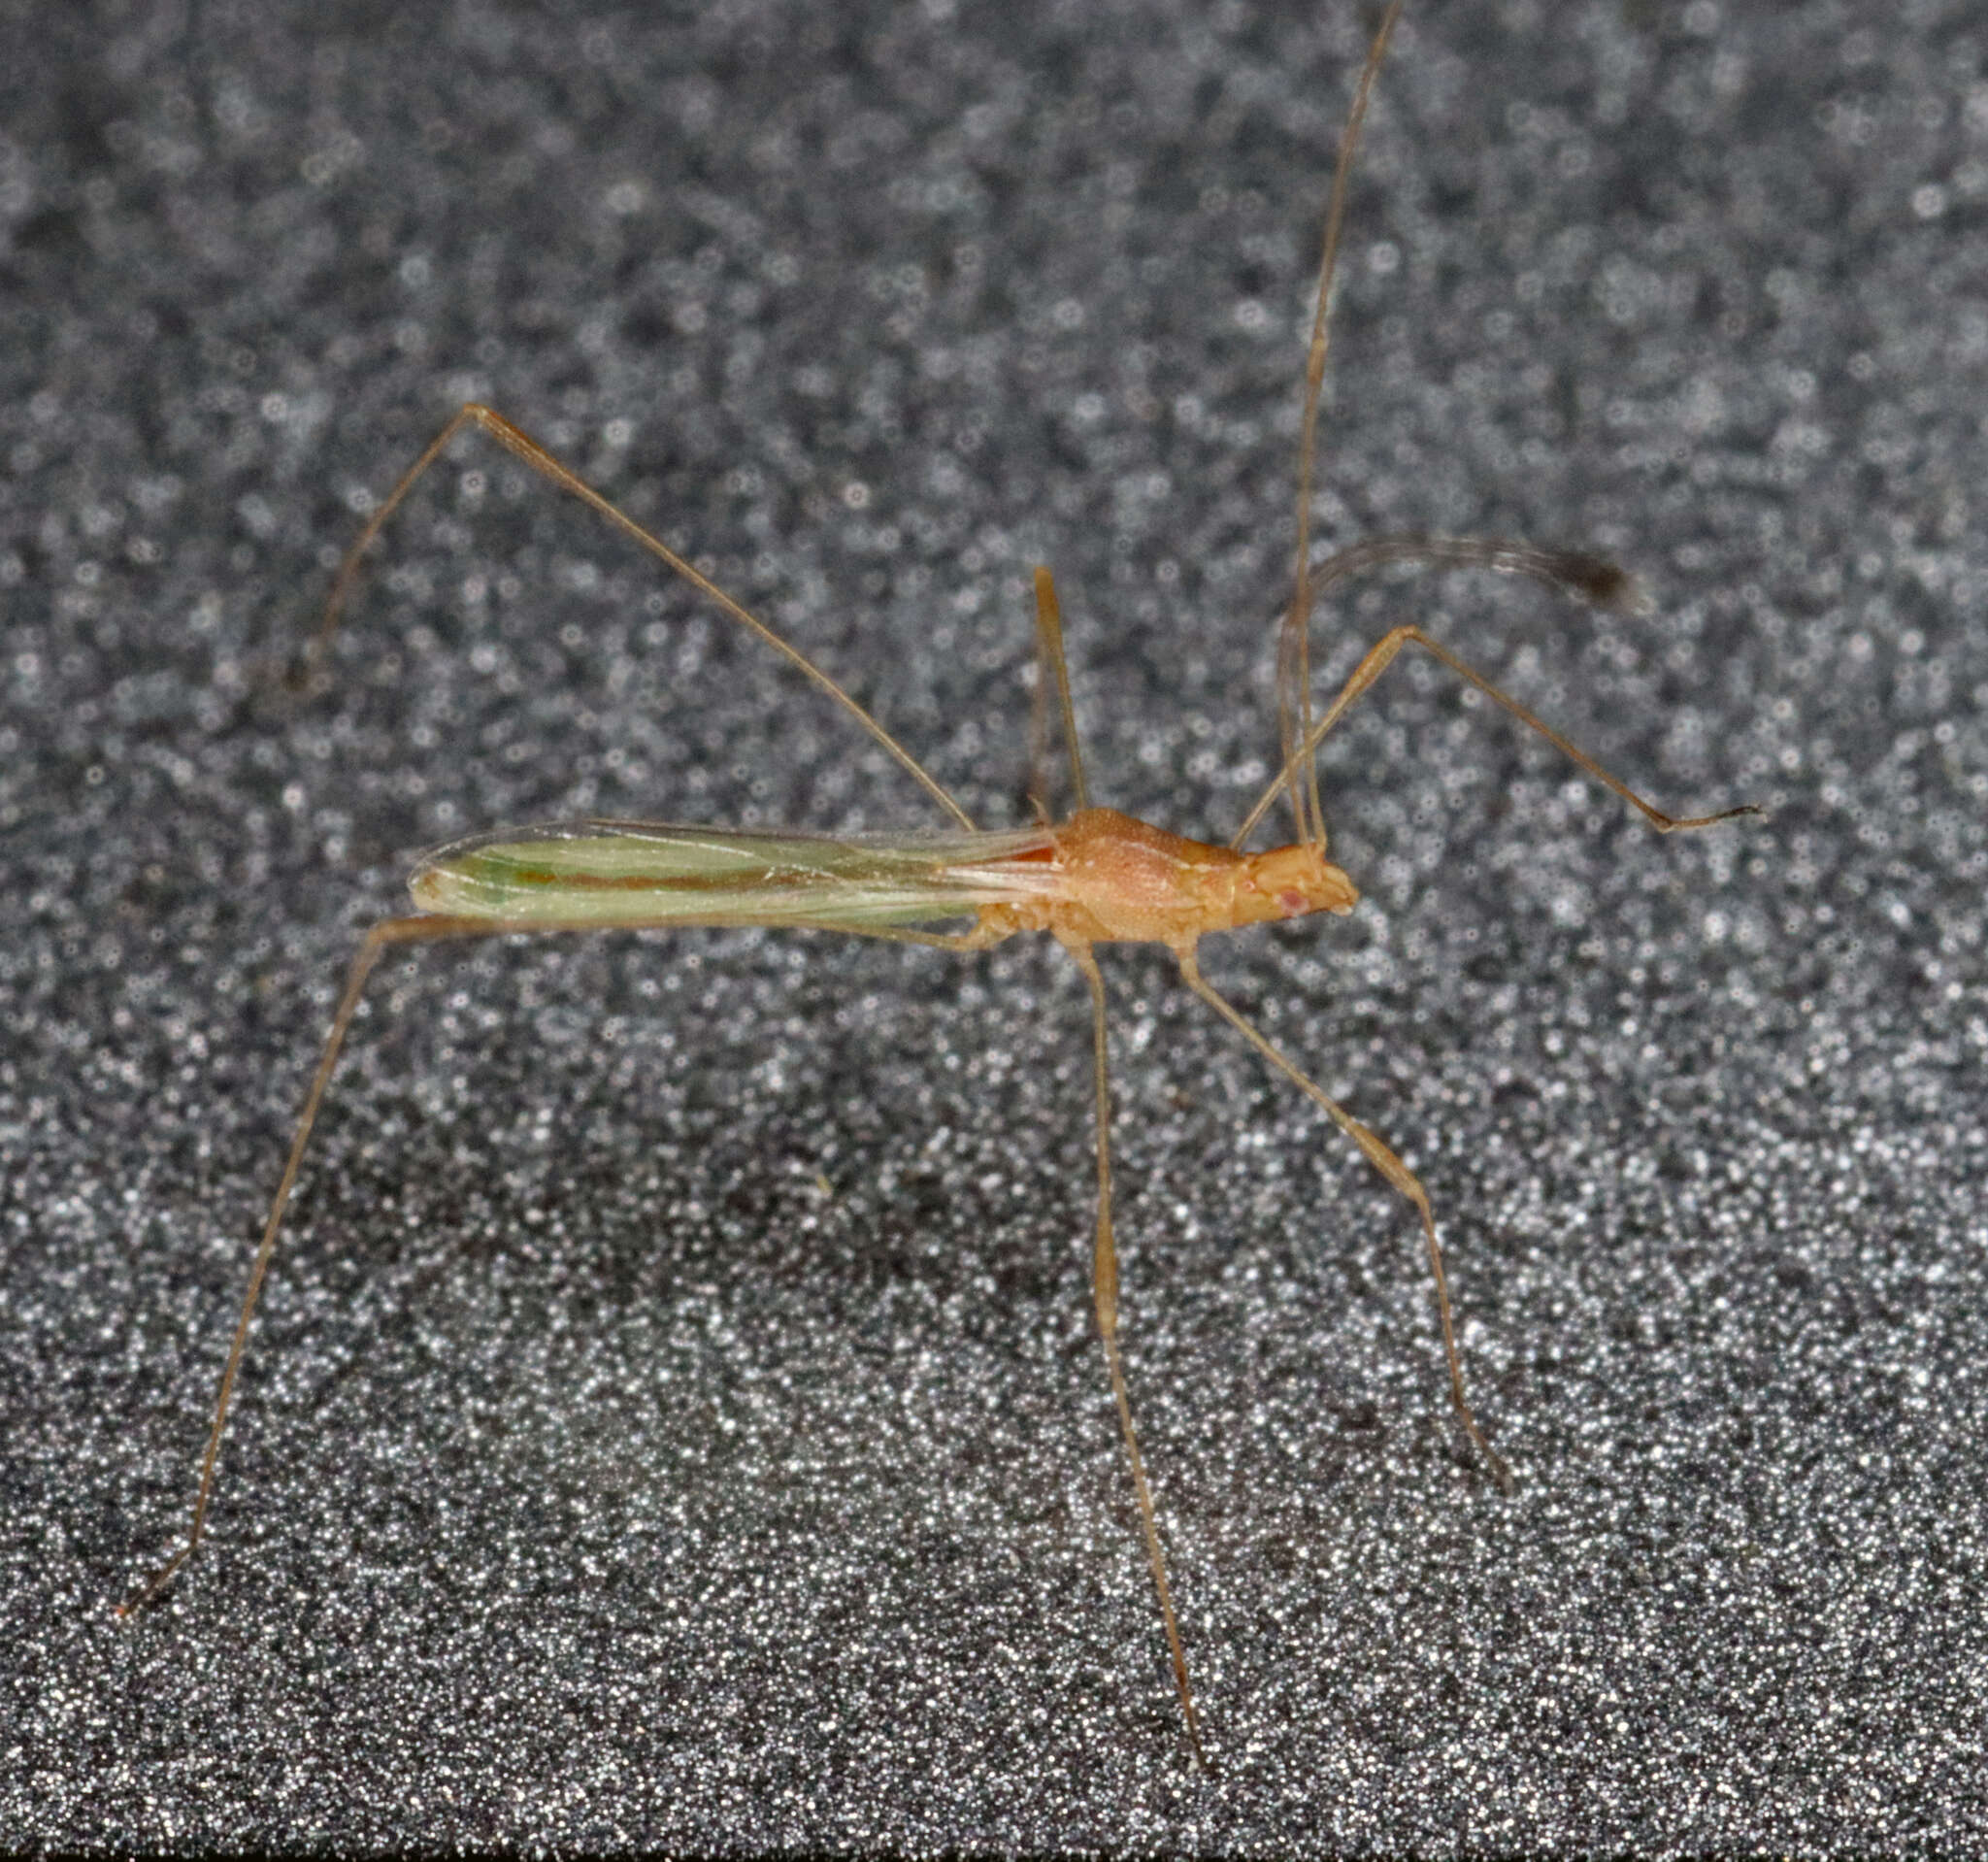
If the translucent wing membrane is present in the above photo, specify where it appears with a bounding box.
[411,819,1063,930]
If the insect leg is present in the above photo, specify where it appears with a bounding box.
[1063,939,1206,1768]
[117,912,521,1618]
[1177,947,1513,1493]
[1239,616,1762,849]
[301,402,975,830]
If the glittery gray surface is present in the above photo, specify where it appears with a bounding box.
[8,0,1986,1849]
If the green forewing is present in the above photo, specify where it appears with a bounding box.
[409,819,1060,929]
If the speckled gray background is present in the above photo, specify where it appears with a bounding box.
[7,0,1985,1848]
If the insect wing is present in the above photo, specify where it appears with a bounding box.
[409,819,1063,929]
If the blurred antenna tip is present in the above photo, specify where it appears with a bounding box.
[1563,554,1652,615]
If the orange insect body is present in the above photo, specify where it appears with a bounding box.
[980,807,1359,949]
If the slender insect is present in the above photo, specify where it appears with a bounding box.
[120,1,1755,1765]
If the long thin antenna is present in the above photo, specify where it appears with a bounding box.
[1027,566,1090,820]
[1238,611,1764,852]
[1278,0,1406,851]
[1235,531,1656,849]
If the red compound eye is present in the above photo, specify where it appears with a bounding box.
[1279,890,1309,916]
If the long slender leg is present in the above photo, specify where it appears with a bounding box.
[118,913,522,1617]
[1266,533,1642,847]
[1235,616,1762,849]
[299,402,975,831]
[1062,940,1207,1768]
[1177,946,1513,1494]
[1026,566,1090,822]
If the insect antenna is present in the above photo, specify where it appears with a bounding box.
[1279,0,1407,853]
[1025,565,1090,822]
[1233,532,1673,849]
